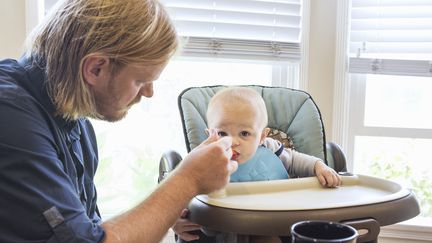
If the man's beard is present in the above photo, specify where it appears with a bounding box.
[91,77,133,122]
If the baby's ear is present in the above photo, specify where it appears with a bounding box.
[264,127,270,136]
[260,127,271,144]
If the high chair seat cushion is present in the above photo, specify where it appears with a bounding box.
[179,85,326,161]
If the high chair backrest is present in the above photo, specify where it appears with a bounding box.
[178,85,328,162]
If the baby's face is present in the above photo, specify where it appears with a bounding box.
[207,102,266,164]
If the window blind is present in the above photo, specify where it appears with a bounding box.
[349,0,432,77]
[161,0,302,61]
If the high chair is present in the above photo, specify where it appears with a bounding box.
[159,85,419,243]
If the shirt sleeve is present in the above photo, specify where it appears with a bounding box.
[0,93,105,242]
[263,137,319,178]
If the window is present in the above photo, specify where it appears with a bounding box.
[93,0,305,217]
[346,0,432,230]
[92,58,277,216]
[92,0,305,217]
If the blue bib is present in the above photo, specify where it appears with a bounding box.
[230,146,289,182]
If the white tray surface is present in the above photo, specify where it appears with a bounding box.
[196,175,410,211]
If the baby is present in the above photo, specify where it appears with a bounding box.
[207,87,341,186]
[173,87,341,242]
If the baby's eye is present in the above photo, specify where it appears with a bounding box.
[217,131,228,137]
[240,131,250,137]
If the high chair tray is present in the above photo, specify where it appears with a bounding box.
[188,174,419,236]
[197,174,408,210]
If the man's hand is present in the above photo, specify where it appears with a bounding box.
[314,160,341,187]
[175,129,238,195]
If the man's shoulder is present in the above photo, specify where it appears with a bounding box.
[0,81,28,101]
[0,59,28,95]
[0,58,39,106]
[0,82,37,114]
[0,58,24,81]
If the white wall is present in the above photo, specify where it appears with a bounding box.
[307,0,337,141]
[0,0,26,59]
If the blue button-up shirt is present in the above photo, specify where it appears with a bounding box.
[0,58,105,242]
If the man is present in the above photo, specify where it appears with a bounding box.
[0,0,237,242]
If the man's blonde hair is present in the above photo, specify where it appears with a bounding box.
[25,0,178,120]
[207,87,268,129]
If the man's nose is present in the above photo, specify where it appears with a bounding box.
[140,83,153,98]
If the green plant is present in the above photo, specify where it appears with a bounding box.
[369,157,432,217]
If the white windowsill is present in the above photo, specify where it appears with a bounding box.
[380,218,432,242]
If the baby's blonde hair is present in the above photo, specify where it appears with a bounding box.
[207,87,268,129]
[25,0,178,120]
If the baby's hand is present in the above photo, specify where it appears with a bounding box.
[172,209,202,241]
[314,160,341,187]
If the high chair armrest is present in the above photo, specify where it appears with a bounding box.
[158,150,183,183]
[326,142,347,172]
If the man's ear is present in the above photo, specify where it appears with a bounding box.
[82,55,111,86]
[260,127,271,144]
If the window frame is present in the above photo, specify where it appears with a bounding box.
[346,73,432,166]
[333,0,432,240]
